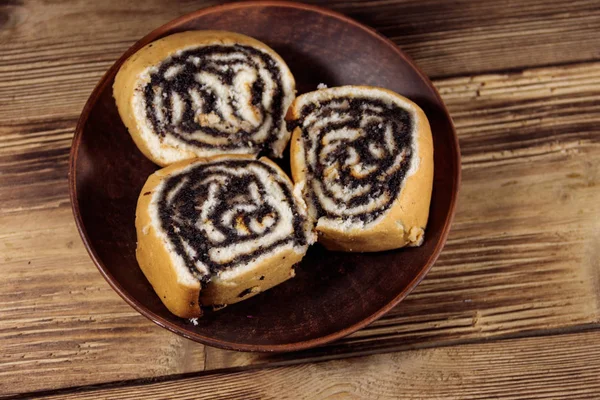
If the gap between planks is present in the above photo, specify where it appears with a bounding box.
[9,328,600,400]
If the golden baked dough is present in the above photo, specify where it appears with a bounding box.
[135,155,314,318]
[287,85,433,252]
[114,31,296,166]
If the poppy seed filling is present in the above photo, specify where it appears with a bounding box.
[295,97,415,225]
[143,44,286,153]
[155,159,308,282]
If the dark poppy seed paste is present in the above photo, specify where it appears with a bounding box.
[295,97,415,225]
[155,159,309,282]
[143,44,289,155]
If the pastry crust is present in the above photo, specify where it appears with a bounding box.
[287,85,433,252]
[114,30,296,166]
[135,155,312,318]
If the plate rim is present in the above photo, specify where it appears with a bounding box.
[69,0,461,352]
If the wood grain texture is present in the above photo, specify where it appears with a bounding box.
[1,0,599,395]
[1,0,599,122]
[1,60,599,395]
[0,117,73,212]
[35,330,600,400]
[319,0,600,76]
[0,206,205,396]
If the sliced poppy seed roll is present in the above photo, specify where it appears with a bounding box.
[114,31,296,166]
[135,155,315,318]
[287,86,433,252]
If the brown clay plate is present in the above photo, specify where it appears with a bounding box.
[69,1,460,352]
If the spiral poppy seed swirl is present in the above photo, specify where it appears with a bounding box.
[153,158,310,282]
[141,44,292,159]
[295,96,415,226]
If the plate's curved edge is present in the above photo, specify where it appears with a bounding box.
[69,0,461,353]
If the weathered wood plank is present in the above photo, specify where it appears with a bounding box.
[0,117,73,212]
[1,61,598,395]
[36,330,600,400]
[1,0,599,122]
[0,206,205,396]
[322,0,600,77]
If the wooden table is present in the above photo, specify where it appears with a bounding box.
[1,0,599,398]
